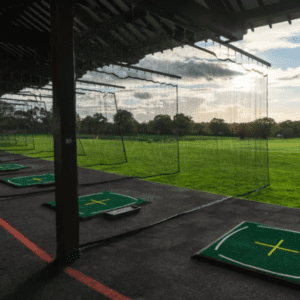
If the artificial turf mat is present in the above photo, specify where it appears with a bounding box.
[0,163,29,172]
[1,173,54,187]
[46,191,147,218]
[192,221,300,286]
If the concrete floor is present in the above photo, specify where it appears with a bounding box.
[1,153,300,300]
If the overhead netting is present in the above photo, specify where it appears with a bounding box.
[141,41,270,197]
[75,63,180,178]
[0,100,35,156]
[29,98,85,159]
[76,40,269,197]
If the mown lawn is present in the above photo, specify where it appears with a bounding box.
[1,135,300,210]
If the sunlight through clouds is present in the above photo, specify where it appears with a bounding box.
[229,19,300,123]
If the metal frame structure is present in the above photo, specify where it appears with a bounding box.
[0,0,291,97]
[1,0,299,266]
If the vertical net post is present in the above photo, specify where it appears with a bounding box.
[112,93,127,163]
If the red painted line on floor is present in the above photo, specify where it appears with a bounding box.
[0,216,54,263]
[65,267,132,300]
[0,216,132,300]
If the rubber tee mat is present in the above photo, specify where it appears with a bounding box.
[0,163,29,172]
[45,191,147,219]
[1,173,54,187]
[192,221,300,286]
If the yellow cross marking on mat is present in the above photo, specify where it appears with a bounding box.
[32,178,42,181]
[85,199,110,206]
[255,239,299,257]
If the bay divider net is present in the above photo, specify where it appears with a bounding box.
[3,40,270,198]
[76,40,269,197]
[75,39,270,250]
[0,100,35,155]
[0,98,86,160]
[137,42,270,198]
[76,89,127,168]
[75,66,180,178]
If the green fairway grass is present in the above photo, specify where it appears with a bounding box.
[1,135,299,210]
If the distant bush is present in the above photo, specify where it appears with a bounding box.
[282,127,294,138]
[146,138,154,143]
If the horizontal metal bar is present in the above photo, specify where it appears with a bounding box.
[0,101,28,106]
[6,93,52,99]
[75,87,106,93]
[48,80,125,89]
[99,62,182,79]
[30,86,86,95]
[219,41,271,67]
[38,95,53,98]
[30,86,53,91]
[144,9,271,67]
[0,97,45,104]
[8,93,34,96]
[191,42,262,66]
[178,38,271,67]
[77,80,125,89]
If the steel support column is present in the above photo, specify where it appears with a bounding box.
[50,0,80,265]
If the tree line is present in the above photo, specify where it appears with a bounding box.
[77,110,300,139]
[0,103,52,134]
[1,102,300,139]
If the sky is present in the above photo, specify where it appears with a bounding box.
[231,18,300,123]
[3,17,300,125]
[74,17,300,124]
[75,40,268,124]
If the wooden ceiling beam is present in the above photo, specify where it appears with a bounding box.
[235,0,300,26]
[222,0,235,13]
[97,0,125,16]
[286,14,292,24]
[257,0,265,7]
[203,0,229,14]
[0,58,51,74]
[124,0,247,41]
[149,14,175,37]
[0,25,50,47]
[1,0,38,9]
[76,3,147,28]
[0,0,36,24]
[235,0,246,12]
[75,3,147,46]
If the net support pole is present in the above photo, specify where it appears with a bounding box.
[113,93,127,162]
[176,85,180,173]
[50,0,80,265]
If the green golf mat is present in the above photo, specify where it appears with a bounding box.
[2,173,54,187]
[192,221,300,286]
[0,163,29,172]
[46,191,147,218]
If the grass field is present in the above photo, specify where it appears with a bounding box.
[1,134,300,210]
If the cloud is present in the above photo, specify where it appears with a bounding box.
[231,18,300,53]
[134,92,152,99]
[27,31,300,125]
[278,73,300,80]
[138,54,243,80]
